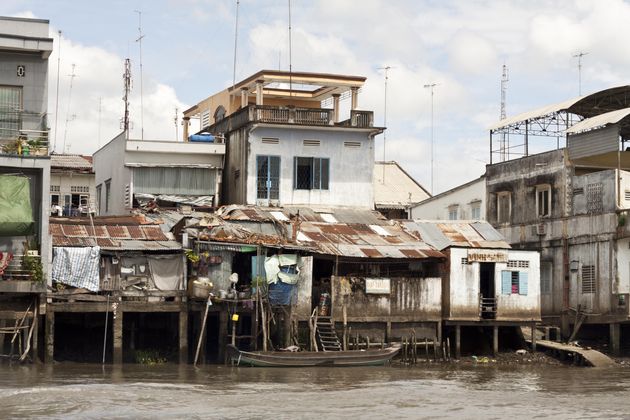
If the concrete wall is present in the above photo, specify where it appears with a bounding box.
[412,176,486,220]
[331,276,442,322]
[93,132,129,215]
[446,247,541,321]
[245,126,374,208]
[50,172,96,210]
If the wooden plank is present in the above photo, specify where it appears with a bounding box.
[527,339,616,368]
[47,302,186,313]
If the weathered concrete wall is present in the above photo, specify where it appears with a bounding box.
[246,126,374,208]
[93,132,129,215]
[223,127,249,205]
[495,250,541,321]
[331,276,442,322]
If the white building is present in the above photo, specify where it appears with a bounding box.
[93,132,225,215]
[411,175,485,221]
[50,154,95,216]
[183,70,383,208]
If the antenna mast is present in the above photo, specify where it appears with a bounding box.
[122,58,132,138]
[174,107,179,141]
[424,82,438,194]
[62,64,77,153]
[573,51,588,96]
[134,10,145,140]
[288,0,292,96]
[98,96,102,148]
[378,66,393,183]
[53,30,62,153]
[232,0,240,87]
[500,64,509,161]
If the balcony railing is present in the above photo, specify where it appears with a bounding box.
[205,105,374,133]
[0,110,49,156]
[0,254,40,282]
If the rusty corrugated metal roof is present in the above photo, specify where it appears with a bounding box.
[199,205,444,259]
[50,217,180,251]
[401,220,510,250]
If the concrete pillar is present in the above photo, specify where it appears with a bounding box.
[531,323,537,352]
[255,80,264,106]
[455,325,461,359]
[492,326,499,356]
[179,310,188,364]
[241,88,249,108]
[45,310,54,363]
[350,86,359,110]
[198,310,207,364]
[32,312,39,363]
[332,93,340,123]
[610,323,621,356]
[113,311,123,365]
[182,116,190,141]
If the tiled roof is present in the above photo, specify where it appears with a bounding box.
[50,154,93,172]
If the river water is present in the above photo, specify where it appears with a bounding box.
[1,363,629,419]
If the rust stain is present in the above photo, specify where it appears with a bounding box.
[400,249,422,258]
[361,248,383,258]
[126,225,146,239]
[141,226,169,241]
[62,225,86,237]
[107,226,130,238]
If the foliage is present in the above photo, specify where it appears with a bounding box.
[134,349,167,365]
[184,249,200,264]
[619,213,627,227]
[22,253,44,283]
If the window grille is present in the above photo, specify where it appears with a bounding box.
[581,265,596,294]
[257,155,280,200]
[586,183,603,214]
[344,141,361,148]
[262,137,279,145]
[50,185,60,192]
[507,260,529,268]
[71,185,90,193]
[541,262,552,295]
[294,157,329,190]
[625,190,630,201]
[303,139,320,147]
[0,86,22,139]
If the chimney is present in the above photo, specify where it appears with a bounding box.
[182,116,190,142]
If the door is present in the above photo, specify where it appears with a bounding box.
[479,262,496,319]
[256,155,280,204]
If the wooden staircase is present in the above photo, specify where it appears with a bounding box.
[316,317,342,352]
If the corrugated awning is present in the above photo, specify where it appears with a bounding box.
[566,108,630,135]
[488,97,582,131]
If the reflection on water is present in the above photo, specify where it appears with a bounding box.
[1,363,629,419]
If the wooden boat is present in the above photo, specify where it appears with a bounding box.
[226,344,401,367]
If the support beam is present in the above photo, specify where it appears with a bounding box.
[455,325,461,359]
[610,323,621,356]
[218,311,228,363]
[241,88,249,108]
[45,310,54,363]
[493,325,499,356]
[332,93,340,123]
[255,80,264,106]
[113,311,123,365]
[179,310,188,364]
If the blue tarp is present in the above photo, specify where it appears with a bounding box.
[188,134,215,142]
[268,281,296,306]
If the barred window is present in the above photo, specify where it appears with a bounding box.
[581,265,596,294]
[256,155,280,200]
[71,185,90,193]
[50,185,60,192]
[293,157,329,190]
[507,260,529,268]
[0,86,22,139]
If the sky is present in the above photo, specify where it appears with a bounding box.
[5,0,630,195]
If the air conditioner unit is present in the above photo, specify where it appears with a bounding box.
[536,223,546,235]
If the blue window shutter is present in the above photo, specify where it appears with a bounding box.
[519,272,528,295]
[501,271,511,295]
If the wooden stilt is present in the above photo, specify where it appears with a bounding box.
[179,310,188,364]
[531,323,537,352]
[113,310,123,365]
[455,325,461,359]
[493,325,499,356]
[194,299,211,366]
[218,310,228,362]
[45,310,54,364]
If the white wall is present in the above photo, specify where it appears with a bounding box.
[246,126,374,208]
[50,172,96,209]
[93,132,130,215]
[412,177,485,220]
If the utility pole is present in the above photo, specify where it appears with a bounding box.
[424,83,438,195]
[232,0,240,87]
[174,107,179,141]
[500,64,509,161]
[62,64,78,153]
[378,66,393,183]
[53,30,62,153]
[134,10,145,140]
[573,51,588,96]
[122,58,132,138]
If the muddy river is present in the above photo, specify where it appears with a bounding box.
[1,363,629,419]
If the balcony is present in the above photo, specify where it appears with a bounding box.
[0,110,49,156]
[0,254,46,293]
[208,105,375,133]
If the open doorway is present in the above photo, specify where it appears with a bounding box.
[479,262,496,319]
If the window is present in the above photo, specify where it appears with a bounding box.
[470,201,481,220]
[501,271,528,295]
[96,184,102,213]
[105,179,111,212]
[536,185,551,217]
[0,86,22,139]
[294,157,329,190]
[586,183,603,214]
[581,265,596,294]
[50,194,59,206]
[71,185,90,193]
[497,192,511,224]
[256,155,280,200]
[541,261,552,295]
[50,185,60,192]
[507,260,529,268]
[448,205,459,220]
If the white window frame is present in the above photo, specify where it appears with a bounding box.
[536,184,551,218]
[470,200,481,220]
[447,205,459,220]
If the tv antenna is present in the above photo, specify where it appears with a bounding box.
[174,107,179,141]
[122,58,132,137]
[62,63,78,153]
[378,66,394,183]
[288,0,293,96]
[232,0,240,87]
[500,64,509,161]
[134,10,145,140]
[424,82,438,194]
[573,51,588,96]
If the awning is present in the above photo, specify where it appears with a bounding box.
[566,108,630,135]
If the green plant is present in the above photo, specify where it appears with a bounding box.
[22,253,43,283]
[134,349,167,365]
[619,213,627,227]
[184,249,200,264]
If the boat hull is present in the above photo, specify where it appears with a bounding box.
[227,344,401,367]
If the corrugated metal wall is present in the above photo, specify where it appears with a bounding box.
[133,167,216,195]
[568,124,619,160]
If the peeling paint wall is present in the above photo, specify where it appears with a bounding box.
[331,276,441,322]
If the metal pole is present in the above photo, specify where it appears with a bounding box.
[424,83,437,194]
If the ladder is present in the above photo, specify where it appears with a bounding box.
[316,316,342,351]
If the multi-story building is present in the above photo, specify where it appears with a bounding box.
[412,175,486,221]
[183,70,383,208]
